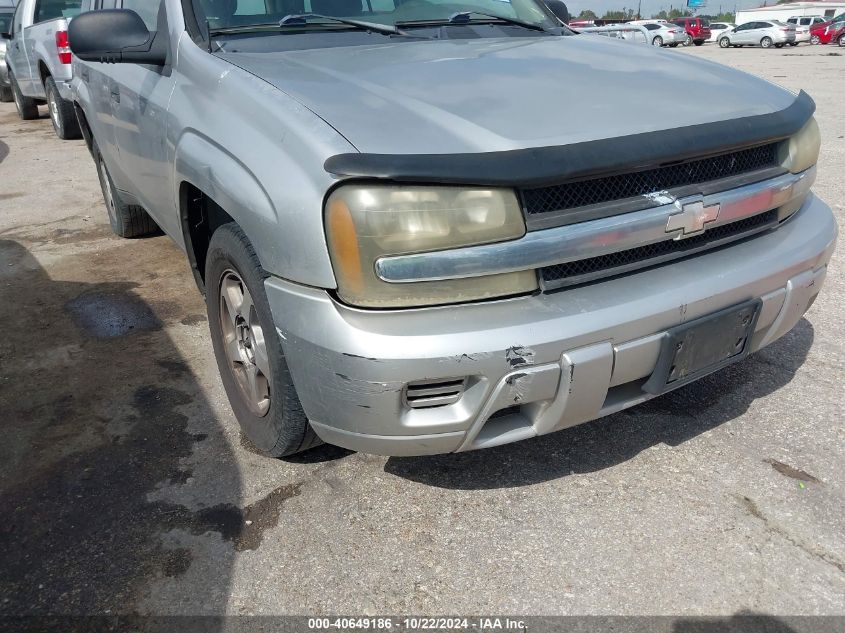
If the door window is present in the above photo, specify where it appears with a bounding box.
[33,0,84,23]
[120,0,161,29]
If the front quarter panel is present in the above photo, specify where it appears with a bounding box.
[170,36,353,288]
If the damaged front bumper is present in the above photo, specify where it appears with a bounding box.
[265,194,837,456]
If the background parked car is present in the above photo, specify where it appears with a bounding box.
[635,21,687,46]
[708,21,735,42]
[0,0,15,102]
[810,18,845,44]
[718,21,796,48]
[670,16,711,45]
[787,15,826,44]
[3,0,82,139]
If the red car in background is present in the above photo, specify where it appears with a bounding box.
[670,17,712,45]
[810,13,845,45]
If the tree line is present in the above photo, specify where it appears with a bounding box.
[574,9,736,22]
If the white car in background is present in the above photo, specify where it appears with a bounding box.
[718,20,797,48]
[787,15,826,44]
[708,22,735,42]
[636,21,687,46]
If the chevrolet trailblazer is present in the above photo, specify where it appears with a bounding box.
[67,0,837,456]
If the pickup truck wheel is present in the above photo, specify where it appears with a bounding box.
[45,76,81,140]
[206,223,321,457]
[9,71,39,120]
[93,144,158,238]
[0,86,12,103]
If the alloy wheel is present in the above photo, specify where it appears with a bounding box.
[218,270,271,417]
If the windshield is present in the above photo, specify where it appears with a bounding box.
[196,0,557,31]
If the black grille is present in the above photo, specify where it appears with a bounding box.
[541,210,778,289]
[523,144,779,215]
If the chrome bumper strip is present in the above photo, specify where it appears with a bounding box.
[375,167,816,284]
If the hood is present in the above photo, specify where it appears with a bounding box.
[219,35,796,155]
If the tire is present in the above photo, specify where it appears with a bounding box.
[693,39,704,46]
[0,85,12,102]
[93,142,158,238]
[45,76,81,140]
[810,35,820,45]
[205,223,321,457]
[839,34,845,47]
[774,43,784,48]
[761,36,773,48]
[683,34,693,46]
[669,43,678,47]
[9,70,39,120]
[719,37,731,48]
[789,42,798,46]
[652,36,663,46]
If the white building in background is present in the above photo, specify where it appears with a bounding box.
[736,1,845,25]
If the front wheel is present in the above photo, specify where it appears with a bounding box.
[206,223,321,457]
[652,36,663,46]
[761,36,773,48]
[719,37,731,48]
[45,76,81,140]
[693,39,704,46]
[839,34,845,46]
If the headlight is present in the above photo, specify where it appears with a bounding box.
[780,117,820,173]
[325,185,537,308]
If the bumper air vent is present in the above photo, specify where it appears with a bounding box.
[405,378,467,409]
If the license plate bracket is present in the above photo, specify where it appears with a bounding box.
[643,299,762,395]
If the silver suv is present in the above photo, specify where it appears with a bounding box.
[69,0,836,457]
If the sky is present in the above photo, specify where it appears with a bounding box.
[563,0,789,18]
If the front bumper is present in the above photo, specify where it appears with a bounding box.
[266,194,836,456]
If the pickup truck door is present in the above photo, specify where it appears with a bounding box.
[108,0,179,236]
[7,0,34,93]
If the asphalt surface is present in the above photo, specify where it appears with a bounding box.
[0,43,843,619]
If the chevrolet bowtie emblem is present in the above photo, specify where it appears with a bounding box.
[666,197,721,239]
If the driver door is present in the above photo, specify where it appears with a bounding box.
[108,0,179,236]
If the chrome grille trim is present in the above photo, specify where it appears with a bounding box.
[374,166,815,284]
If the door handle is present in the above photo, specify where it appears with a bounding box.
[110,86,120,103]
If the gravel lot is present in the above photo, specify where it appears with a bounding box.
[0,43,843,619]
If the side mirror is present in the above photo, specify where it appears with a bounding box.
[544,0,570,25]
[68,9,167,65]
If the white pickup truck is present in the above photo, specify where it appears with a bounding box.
[2,0,81,138]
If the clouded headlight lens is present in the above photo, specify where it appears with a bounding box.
[781,117,820,174]
[326,185,536,308]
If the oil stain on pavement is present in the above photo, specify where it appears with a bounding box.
[0,236,258,617]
